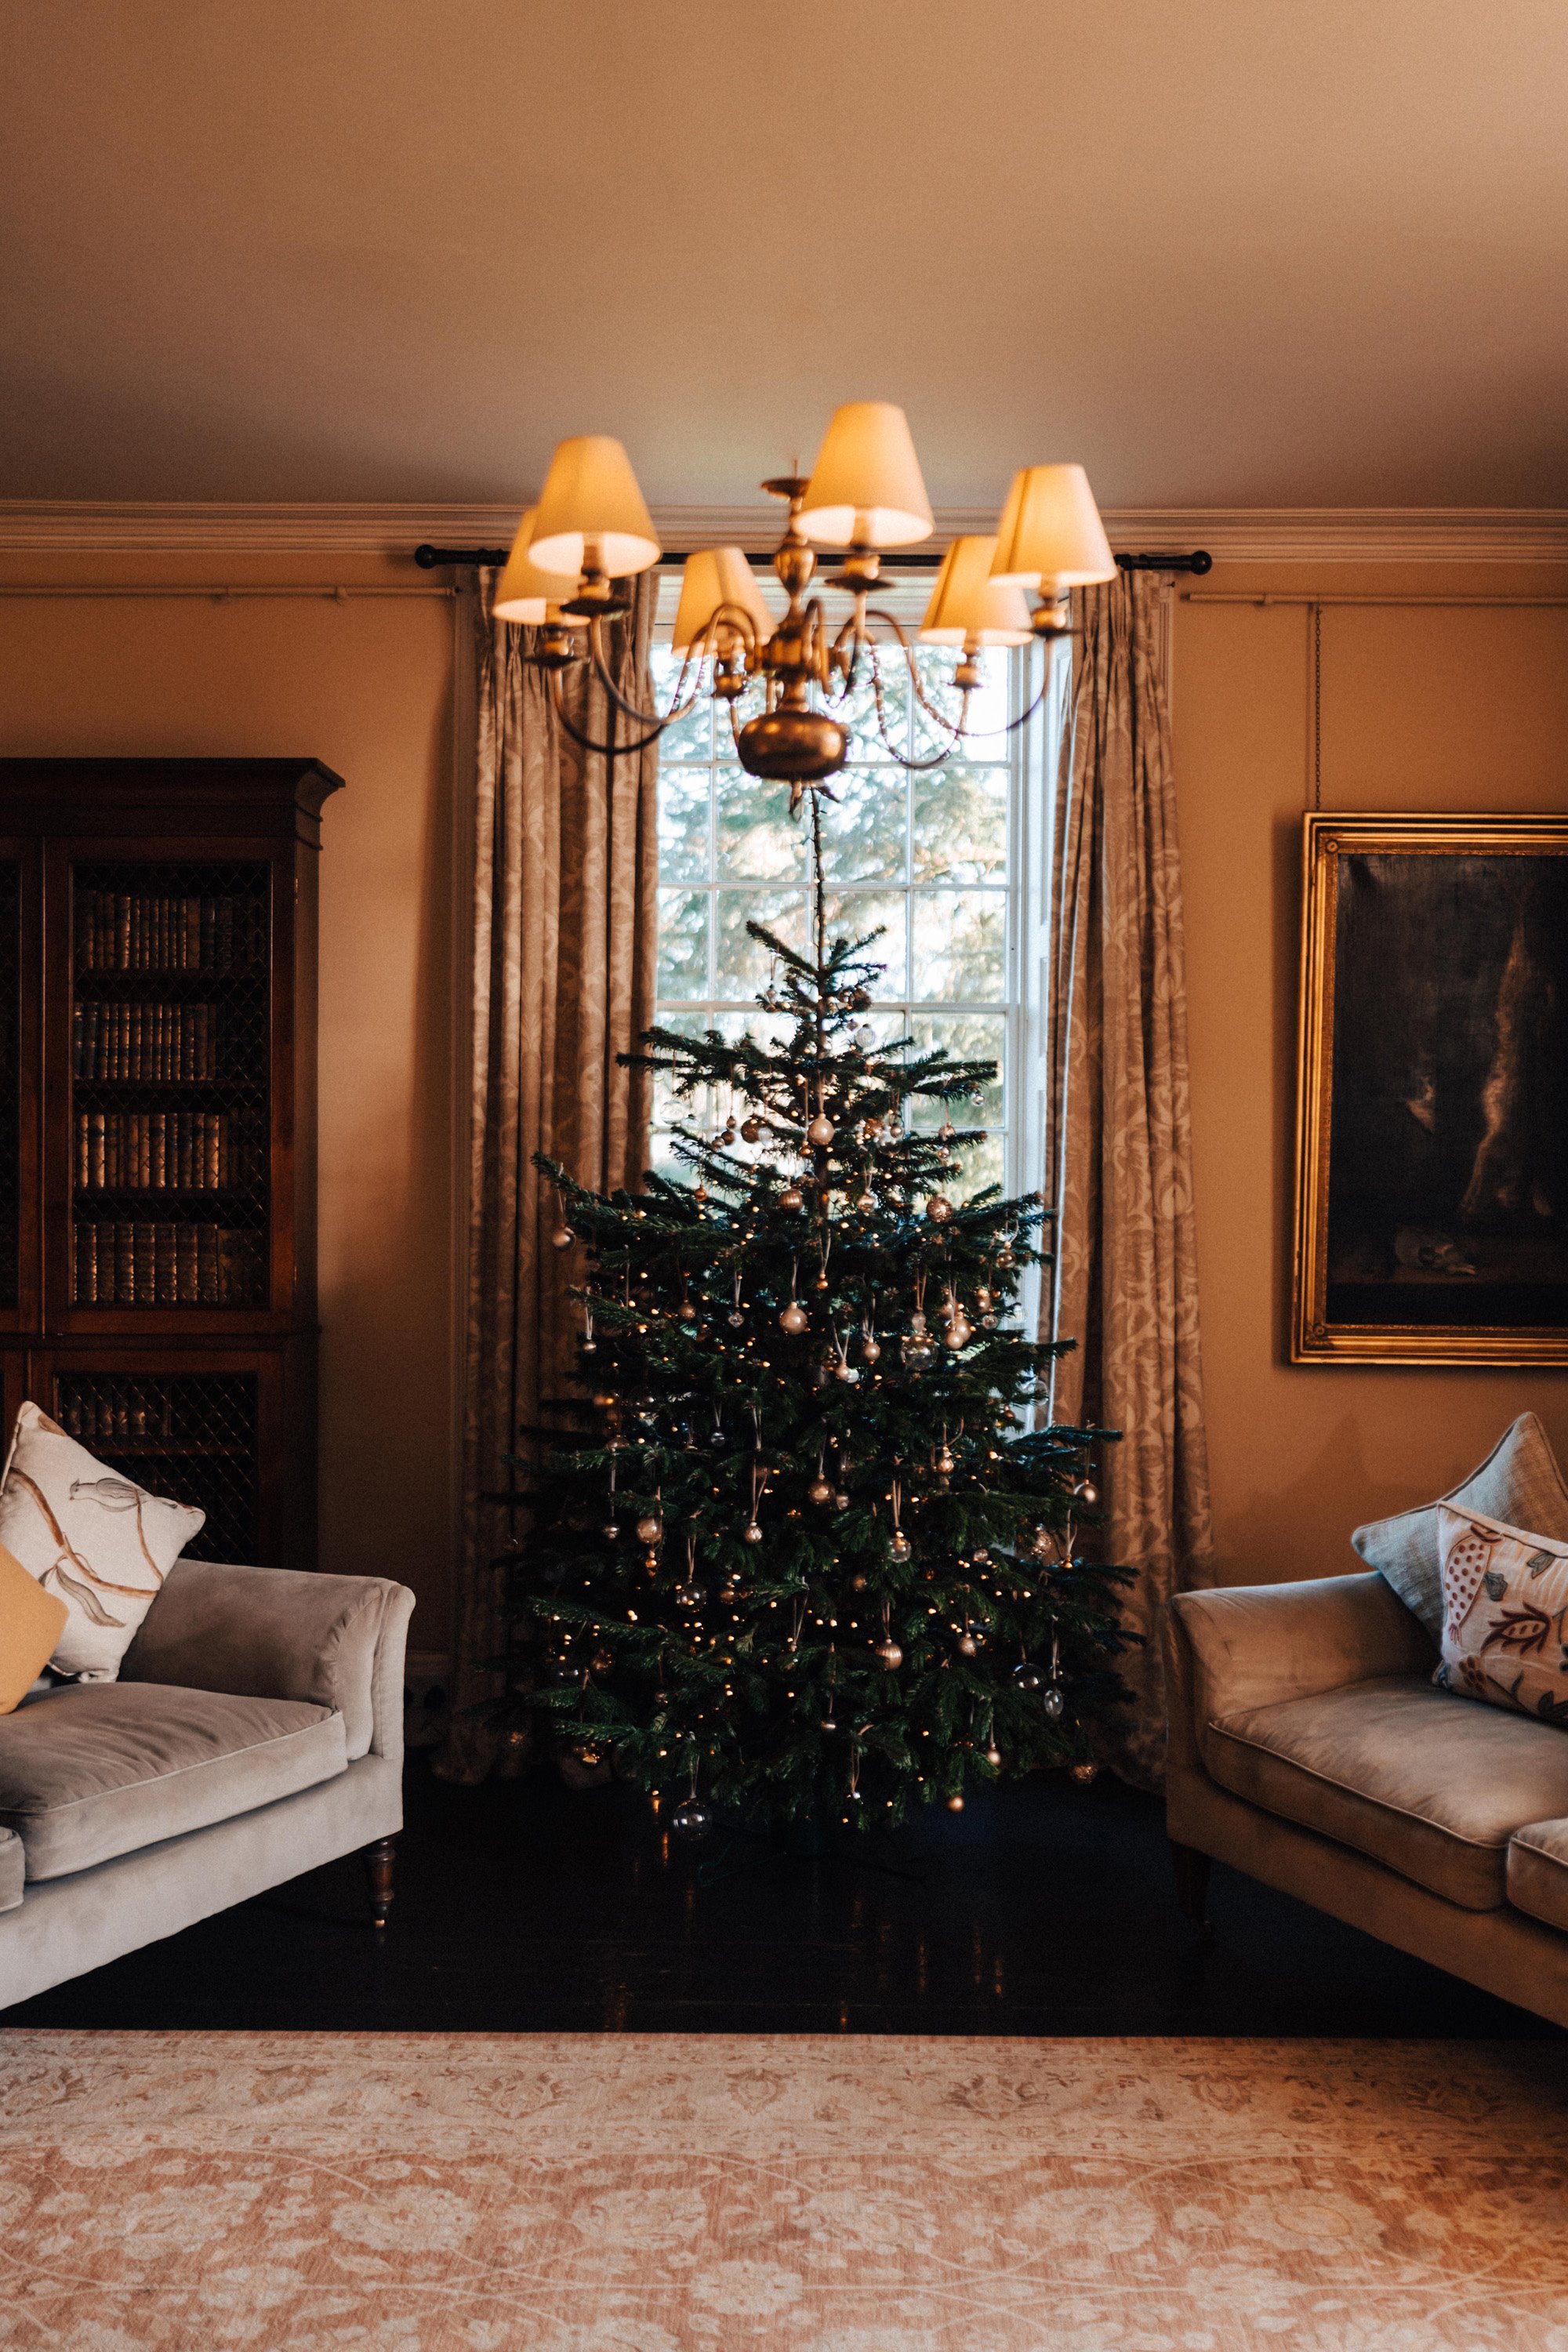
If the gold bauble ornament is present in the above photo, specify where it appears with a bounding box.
[550,1224,575,1250]
[740,1116,762,1143]
[1069,1762,1099,1786]
[851,1570,869,1591]
[590,1646,615,1675]
[808,1476,834,1504]
[807,1112,836,1146]
[635,1514,663,1545]
[889,1529,912,1562]
[925,1194,954,1224]
[946,1792,964,1812]
[780,1185,804,1211]
[779,1301,809,1334]
[943,1315,973,1350]
[936,1447,955,1475]
[984,1744,1003,1767]
[957,1632,979,1657]
[742,1520,764,1545]
[874,1638,903,1669]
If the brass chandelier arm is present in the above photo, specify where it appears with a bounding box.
[867,639,971,771]
[546,666,670,758]
[862,606,1055,743]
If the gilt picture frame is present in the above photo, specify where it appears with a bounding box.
[1292,811,1568,1365]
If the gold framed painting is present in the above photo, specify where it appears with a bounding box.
[1292,811,1568,1365]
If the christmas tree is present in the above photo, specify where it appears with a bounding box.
[505,811,1131,1833]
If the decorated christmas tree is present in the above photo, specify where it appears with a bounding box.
[503,818,1131,1832]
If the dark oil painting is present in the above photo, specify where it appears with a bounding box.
[1326,851,1568,1330]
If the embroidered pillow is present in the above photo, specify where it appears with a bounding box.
[1434,1502,1568,1726]
[1352,1413,1568,1637]
[0,1403,205,1682]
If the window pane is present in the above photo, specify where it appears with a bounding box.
[656,887,709,1000]
[651,655,713,760]
[949,1132,1005,1203]
[911,891,1007,1001]
[659,767,710,882]
[715,888,807,997]
[818,766,907,883]
[912,764,1007,884]
[825,889,908,999]
[715,768,808,881]
[906,1014,1006,1130]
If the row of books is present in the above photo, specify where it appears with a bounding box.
[73,1221,266,1306]
[75,1110,262,1193]
[73,1000,224,1081]
[76,891,266,975]
[56,1388,198,1445]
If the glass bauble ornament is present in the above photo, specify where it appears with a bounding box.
[819,1711,837,1731]
[970,1547,989,1567]
[581,1337,597,1355]
[550,1225,575,1250]
[808,1476,834,1504]
[780,1185,804,1211]
[943,1313,973,1350]
[856,1328,880,1364]
[779,1301,809,1334]
[590,1646,615,1675]
[975,1285,993,1312]
[680,1301,697,1322]
[635,1514,663,1544]
[671,1797,712,1838]
[851,1570,869,1591]
[925,1194,954,1225]
[938,1120,955,1142]
[874,1637,903,1668]
[601,1523,619,1543]
[1076,1480,1100,1507]
[728,1310,746,1328]
[675,1581,706,1610]
[1013,1660,1044,1692]
[1042,1683,1066,1720]
[1033,1526,1057,1559]
[902,1334,935,1374]
[946,1792,964,1812]
[573,1743,603,1767]
[834,1492,851,1512]
[984,1743,1003,1767]
[740,1116,762,1143]
[807,1112,836,1146]
[936,1446,955,1475]
[957,1632,979,1657]
[856,1191,878,1214]
[889,1530,912,1563]
[836,1360,859,1384]
[1069,1762,1099,1785]
[709,1423,727,1446]
[742,1520,764,1545]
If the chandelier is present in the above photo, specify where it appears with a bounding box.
[492,402,1117,797]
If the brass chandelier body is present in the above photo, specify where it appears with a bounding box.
[494,404,1120,796]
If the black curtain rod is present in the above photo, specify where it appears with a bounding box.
[412,543,1213,575]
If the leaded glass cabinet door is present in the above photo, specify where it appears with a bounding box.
[0,843,42,1333]
[46,841,293,1335]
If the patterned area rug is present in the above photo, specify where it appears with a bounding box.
[1,2032,1566,2349]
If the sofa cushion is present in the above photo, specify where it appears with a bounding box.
[1508,1819,1568,1935]
[0,1826,20,1913]
[1352,1413,1568,1639]
[1203,1674,1568,1909]
[0,1403,205,1682]
[1434,1503,1568,1725]
[0,1680,346,1881]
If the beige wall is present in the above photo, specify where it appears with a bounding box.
[1175,561,1568,1585]
[2,543,1566,1638]
[0,551,459,1648]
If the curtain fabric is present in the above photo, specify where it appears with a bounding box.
[1044,569,1214,1788]
[439,574,660,1784]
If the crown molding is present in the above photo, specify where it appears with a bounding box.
[0,499,1565,564]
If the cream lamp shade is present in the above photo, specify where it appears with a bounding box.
[526,434,661,579]
[918,535,1034,647]
[799,401,935,548]
[491,506,586,626]
[671,548,775,654]
[989,464,1116,589]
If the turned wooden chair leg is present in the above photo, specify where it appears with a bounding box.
[365,1835,397,1929]
[1170,1840,1213,1937]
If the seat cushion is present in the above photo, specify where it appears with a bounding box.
[0,1680,346,1880]
[1203,1674,1568,1910]
[1508,1818,1568,1934]
[0,1825,20,1913]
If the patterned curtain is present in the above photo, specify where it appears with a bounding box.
[1045,569,1214,1788]
[438,575,660,1784]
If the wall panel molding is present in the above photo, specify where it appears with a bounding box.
[2,500,1566,563]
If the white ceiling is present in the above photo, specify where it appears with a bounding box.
[3,0,1566,510]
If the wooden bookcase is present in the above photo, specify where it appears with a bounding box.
[0,759,343,1567]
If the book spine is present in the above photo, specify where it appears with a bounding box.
[198,1222,220,1305]
[116,1221,133,1304]
[155,1221,176,1303]
[177,1221,198,1301]
[133,1222,154,1301]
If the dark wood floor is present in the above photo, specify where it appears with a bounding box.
[6,1757,1559,2037]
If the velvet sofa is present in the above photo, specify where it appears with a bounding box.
[1166,1573,1568,2029]
[0,1557,414,2011]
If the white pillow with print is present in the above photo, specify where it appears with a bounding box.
[0,1403,205,1681]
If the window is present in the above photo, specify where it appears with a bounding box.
[650,569,1055,1207]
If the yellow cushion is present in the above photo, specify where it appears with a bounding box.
[0,1541,68,1713]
